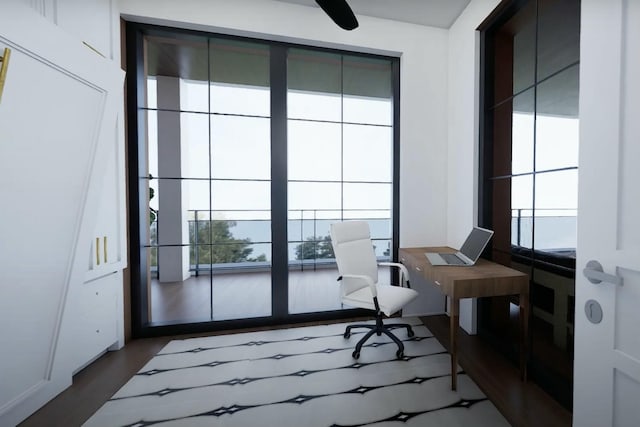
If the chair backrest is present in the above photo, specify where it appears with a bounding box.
[330,221,379,296]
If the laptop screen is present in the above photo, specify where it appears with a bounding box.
[459,227,494,262]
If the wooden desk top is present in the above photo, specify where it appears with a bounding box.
[399,247,529,299]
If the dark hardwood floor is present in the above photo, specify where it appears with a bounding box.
[422,315,572,427]
[19,315,572,427]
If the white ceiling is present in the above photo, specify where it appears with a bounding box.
[273,0,472,29]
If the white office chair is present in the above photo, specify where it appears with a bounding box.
[330,220,419,359]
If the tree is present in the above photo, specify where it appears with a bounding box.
[190,220,266,265]
[295,235,334,260]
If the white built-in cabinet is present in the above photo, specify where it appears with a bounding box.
[0,1,126,425]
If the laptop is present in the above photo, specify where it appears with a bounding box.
[425,227,494,266]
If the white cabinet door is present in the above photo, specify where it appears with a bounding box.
[573,0,640,425]
[0,1,123,424]
[86,118,127,281]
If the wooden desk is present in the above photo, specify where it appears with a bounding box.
[399,247,529,390]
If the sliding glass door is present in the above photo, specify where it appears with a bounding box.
[126,23,399,335]
[287,49,395,314]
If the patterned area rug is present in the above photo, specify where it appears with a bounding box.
[84,318,509,427]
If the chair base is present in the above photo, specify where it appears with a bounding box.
[344,315,414,359]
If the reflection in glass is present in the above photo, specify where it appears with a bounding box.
[534,170,578,252]
[536,65,579,171]
[512,88,535,175]
[343,124,392,182]
[536,0,580,82]
[211,116,270,180]
[511,174,533,248]
[288,121,341,181]
[510,0,536,95]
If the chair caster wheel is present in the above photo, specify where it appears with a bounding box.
[407,328,415,338]
[352,350,360,359]
[344,331,351,339]
[396,349,404,359]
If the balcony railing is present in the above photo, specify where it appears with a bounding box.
[512,208,577,253]
[148,209,392,276]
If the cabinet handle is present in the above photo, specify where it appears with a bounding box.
[103,236,108,263]
[95,237,100,265]
[415,266,422,272]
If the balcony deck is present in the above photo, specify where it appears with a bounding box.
[150,266,393,324]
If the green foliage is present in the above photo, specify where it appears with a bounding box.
[295,235,334,260]
[190,220,266,265]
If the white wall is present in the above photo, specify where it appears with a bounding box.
[446,0,501,333]
[118,0,450,248]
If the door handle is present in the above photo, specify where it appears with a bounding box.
[583,260,623,286]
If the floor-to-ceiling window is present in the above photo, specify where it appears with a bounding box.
[126,23,399,335]
[286,49,395,314]
[478,0,580,409]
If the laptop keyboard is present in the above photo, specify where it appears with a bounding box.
[441,253,466,265]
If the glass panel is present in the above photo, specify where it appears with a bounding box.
[288,48,342,122]
[343,55,392,125]
[288,182,342,211]
[145,35,209,112]
[534,170,578,251]
[209,39,270,116]
[153,179,207,246]
[537,0,580,82]
[150,246,212,324]
[149,111,210,180]
[211,180,270,211]
[180,79,209,113]
[512,88,535,175]
[510,0,536,94]
[511,174,533,249]
[184,179,211,213]
[368,219,392,240]
[373,238,391,258]
[146,110,158,178]
[146,77,157,109]
[180,113,210,179]
[211,116,270,180]
[343,95,392,126]
[343,124,392,182]
[288,121,341,181]
[536,65,579,171]
[343,183,391,211]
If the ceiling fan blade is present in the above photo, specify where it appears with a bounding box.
[315,0,359,30]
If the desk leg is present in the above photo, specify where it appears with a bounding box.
[450,297,459,390]
[520,291,529,382]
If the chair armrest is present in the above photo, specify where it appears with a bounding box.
[340,274,377,297]
[378,262,410,287]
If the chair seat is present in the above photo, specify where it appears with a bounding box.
[343,284,418,317]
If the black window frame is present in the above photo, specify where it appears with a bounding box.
[124,21,401,338]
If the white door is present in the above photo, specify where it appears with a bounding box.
[573,0,640,425]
